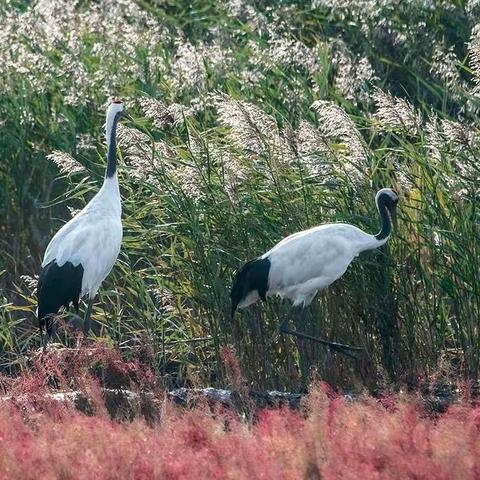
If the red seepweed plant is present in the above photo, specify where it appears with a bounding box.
[0,343,479,479]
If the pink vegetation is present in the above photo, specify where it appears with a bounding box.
[0,392,479,478]
[0,347,479,479]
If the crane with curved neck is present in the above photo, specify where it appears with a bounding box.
[230,188,399,358]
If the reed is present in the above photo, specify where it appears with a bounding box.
[0,0,478,390]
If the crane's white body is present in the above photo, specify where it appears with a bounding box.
[231,188,398,356]
[42,175,122,299]
[41,101,124,302]
[238,223,387,309]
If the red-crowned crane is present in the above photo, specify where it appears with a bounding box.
[37,100,124,342]
[230,188,399,358]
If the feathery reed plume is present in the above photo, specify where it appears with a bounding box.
[76,133,97,152]
[117,124,150,147]
[440,119,477,148]
[372,88,422,134]
[468,27,480,94]
[67,206,82,218]
[140,98,186,129]
[296,121,333,177]
[118,125,153,178]
[209,143,247,203]
[226,0,266,31]
[172,41,206,93]
[118,124,175,187]
[20,274,38,291]
[149,286,177,314]
[256,35,322,75]
[430,46,460,89]
[46,151,85,175]
[215,95,293,164]
[199,42,233,73]
[425,113,479,200]
[332,45,376,103]
[172,164,204,201]
[309,100,371,185]
[425,115,442,162]
[311,100,369,166]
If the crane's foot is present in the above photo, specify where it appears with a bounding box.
[280,321,363,360]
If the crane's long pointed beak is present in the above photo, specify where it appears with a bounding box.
[390,206,398,229]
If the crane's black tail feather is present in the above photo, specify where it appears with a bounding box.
[230,257,271,318]
[37,260,84,337]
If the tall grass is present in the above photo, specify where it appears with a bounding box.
[0,0,479,390]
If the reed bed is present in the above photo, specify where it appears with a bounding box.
[0,0,479,391]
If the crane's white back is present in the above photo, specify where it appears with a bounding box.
[264,224,378,306]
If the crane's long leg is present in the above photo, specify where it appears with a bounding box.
[39,325,47,351]
[83,297,94,335]
[279,319,362,359]
[39,314,56,350]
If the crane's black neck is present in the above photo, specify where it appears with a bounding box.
[106,112,121,178]
[375,194,391,241]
